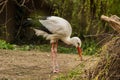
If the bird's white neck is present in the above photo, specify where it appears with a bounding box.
[61,37,73,45]
[62,37,81,47]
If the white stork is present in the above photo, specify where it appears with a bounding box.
[28,16,82,73]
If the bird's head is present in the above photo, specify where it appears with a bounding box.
[71,37,82,60]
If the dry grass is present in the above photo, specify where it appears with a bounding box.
[90,37,120,80]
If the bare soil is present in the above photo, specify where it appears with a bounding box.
[0,49,99,80]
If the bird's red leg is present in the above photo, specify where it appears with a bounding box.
[51,42,59,73]
[54,42,59,72]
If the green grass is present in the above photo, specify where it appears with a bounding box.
[0,40,15,50]
[33,44,76,54]
[0,39,100,55]
[55,64,85,80]
[55,71,82,80]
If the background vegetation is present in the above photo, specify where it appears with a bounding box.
[0,0,120,80]
[0,0,120,55]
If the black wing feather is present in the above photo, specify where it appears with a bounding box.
[23,17,52,34]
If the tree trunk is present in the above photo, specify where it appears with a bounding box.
[0,0,16,42]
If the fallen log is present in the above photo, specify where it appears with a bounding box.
[101,15,120,33]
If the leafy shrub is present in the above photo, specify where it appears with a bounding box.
[82,40,100,55]
[0,40,14,50]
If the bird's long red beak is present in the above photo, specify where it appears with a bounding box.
[77,46,82,61]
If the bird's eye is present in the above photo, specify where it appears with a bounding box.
[77,42,80,46]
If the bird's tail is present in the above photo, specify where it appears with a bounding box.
[22,17,53,40]
[32,28,51,40]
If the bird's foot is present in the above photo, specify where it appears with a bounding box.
[78,56,83,61]
[52,64,59,73]
[75,57,83,61]
[53,69,59,73]
[53,66,59,73]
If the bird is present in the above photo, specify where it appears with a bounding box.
[25,16,82,73]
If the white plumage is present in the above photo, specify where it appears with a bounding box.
[32,16,82,73]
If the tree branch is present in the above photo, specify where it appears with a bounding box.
[21,0,26,6]
[0,0,8,14]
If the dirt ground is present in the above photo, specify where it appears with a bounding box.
[0,49,99,80]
